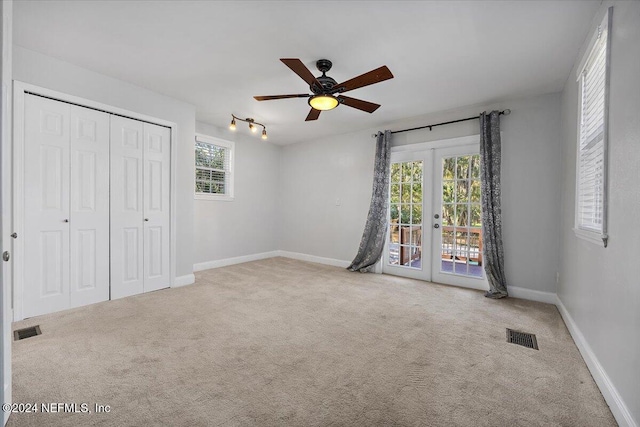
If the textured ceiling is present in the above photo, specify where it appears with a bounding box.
[14,1,599,144]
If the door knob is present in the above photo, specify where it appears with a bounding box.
[434,214,440,219]
[2,251,9,262]
[10,232,17,239]
[433,224,440,229]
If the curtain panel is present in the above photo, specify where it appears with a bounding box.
[479,111,508,298]
[347,130,392,272]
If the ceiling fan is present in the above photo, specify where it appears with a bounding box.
[254,58,394,121]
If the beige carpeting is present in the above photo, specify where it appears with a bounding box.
[9,257,615,426]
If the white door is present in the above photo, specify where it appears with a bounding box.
[69,105,110,308]
[382,150,433,280]
[431,145,487,290]
[23,94,71,317]
[383,142,488,291]
[142,123,170,292]
[111,118,170,298]
[110,116,144,299]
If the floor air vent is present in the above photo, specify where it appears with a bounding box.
[14,325,42,341]
[506,328,538,350]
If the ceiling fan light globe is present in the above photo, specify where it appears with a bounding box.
[309,95,339,111]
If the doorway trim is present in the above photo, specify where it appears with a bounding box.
[12,81,178,321]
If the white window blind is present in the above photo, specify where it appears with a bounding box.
[195,135,234,199]
[576,9,611,245]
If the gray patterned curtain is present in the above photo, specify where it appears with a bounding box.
[480,111,508,298]
[347,130,392,272]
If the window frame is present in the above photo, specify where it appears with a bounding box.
[573,7,612,247]
[194,133,235,201]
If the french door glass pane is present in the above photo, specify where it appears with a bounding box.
[388,160,423,269]
[440,155,483,278]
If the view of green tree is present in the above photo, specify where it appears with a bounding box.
[195,142,227,194]
[389,161,423,225]
[440,155,482,227]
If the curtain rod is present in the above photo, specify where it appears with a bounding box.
[372,109,511,138]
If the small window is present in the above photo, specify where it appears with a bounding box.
[195,134,234,201]
[575,7,612,246]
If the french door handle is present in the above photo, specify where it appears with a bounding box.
[144,218,149,222]
[433,224,440,229]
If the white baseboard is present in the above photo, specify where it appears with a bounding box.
[193,251,281,272]
[173,274,195,288]
[192,250,350,274]
[508,286,557,305]
[276,250,351,268]
[556,296,637,427]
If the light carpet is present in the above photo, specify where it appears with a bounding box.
[9,257,616,426]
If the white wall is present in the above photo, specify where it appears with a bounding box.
[12,46,196,279]
[558,2,640,426]
[279,92,563,294]
[193,122,281,265]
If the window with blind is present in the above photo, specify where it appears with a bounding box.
[195,134,234,200]
[575,8,611,246]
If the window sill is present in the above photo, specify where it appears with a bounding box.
[573,228,606,247]
[195,194,234,202]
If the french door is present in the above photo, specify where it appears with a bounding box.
[383,143,488,291]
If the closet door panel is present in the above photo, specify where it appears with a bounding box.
[23,95,71,317]
[69,105,110,308]
[143,123,170,292]
[110,116,144,299]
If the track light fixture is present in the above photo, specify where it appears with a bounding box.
[229,114,267,140]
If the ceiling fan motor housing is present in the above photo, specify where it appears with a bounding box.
[316,59,332,73]
[311,59,338,93]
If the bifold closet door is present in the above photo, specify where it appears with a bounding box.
[110,118,170,299]
[110,116,145,299]
[142,123,171,292]
[69,105,110,308]
[23,95,110,318]
[24,95,71,317]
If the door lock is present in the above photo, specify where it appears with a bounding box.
[2,251,9,262]
[10,232,17,239]
[434,214,440,219]
[433,224,440,229]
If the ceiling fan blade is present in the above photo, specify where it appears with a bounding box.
[338,96,381,113]
[332,66,394,93]
[305,108,321,121]
[280,58,323,91]
[254,94,310,101]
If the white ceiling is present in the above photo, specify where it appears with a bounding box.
[14,1,599,145]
